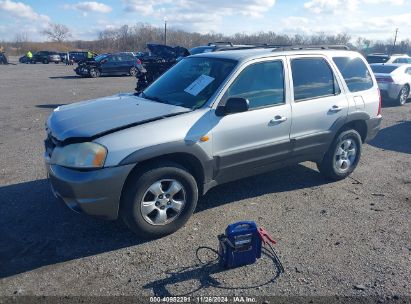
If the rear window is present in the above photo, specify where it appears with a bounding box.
[366,55,390,64]
[190,47,214,55]
[333,57,373,92]
[291,57,340,101]
[370,65,399,74]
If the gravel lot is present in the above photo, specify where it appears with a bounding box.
[0,57,410,302]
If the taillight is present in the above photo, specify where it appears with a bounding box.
[376,76,393,83]
[136,59,142,65]
[377,88,382,116]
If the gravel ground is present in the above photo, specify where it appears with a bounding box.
[0,57,410,302]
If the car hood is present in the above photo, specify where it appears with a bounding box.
[47,93,191,142]
[78,60,97,67]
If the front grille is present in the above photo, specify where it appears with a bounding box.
[44,133,59,158]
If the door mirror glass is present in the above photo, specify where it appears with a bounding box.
[216,97,249,116]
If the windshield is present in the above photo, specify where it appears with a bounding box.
[370,65,399,73]
[142,57,237,109]
[95,54,108,62]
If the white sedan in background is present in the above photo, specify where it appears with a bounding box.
[370,63,411,106]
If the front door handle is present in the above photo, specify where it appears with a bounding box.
[329,105,343,112]
[270,115,288,124]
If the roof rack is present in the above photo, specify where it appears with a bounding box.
[215,44,294,52]
[272,45,350,52]
[208,41,234,46]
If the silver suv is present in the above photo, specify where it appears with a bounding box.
[44,46,382,238]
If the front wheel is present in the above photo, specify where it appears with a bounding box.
[89,68,100,78]
[317,129,362,180]
[397,85,409,106]
[43,59,49,64]
[120,162,198,239]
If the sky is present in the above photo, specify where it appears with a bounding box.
[0,0,411,43]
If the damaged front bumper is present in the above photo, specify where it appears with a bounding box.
[45,159,134,220]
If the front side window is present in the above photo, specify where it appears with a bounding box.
[143,57,237,109]
[223,61,285,109]
[291,58,340,101]
[333,57,373,92]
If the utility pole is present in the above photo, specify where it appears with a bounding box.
[164,17,167,45]
[392,28,398,55]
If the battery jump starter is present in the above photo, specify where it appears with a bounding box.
[196,221,284,273]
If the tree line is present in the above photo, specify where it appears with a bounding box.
[2,22,410,56]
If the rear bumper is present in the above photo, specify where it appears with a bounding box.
[365,115,382,142]
[378,83,402,100]
[46,161,134,220]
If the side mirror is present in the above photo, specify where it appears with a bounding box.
[101,59,107,64]
[216,97,249,116]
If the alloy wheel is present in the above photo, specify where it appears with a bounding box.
[140,179,186,226]
[399,86,409,105]
[334,138,357,173]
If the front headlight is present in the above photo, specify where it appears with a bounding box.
[51,142,107,169]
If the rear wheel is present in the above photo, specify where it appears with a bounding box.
[317,129,362,180]
[120,162,198,239]
[89,68,100,78]
[397,85,409,106]
[43,59,49,64]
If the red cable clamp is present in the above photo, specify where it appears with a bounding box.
[258,227,277,245]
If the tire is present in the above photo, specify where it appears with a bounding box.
[43,59,49,64]
[129,67,137,76]
[89,68,100,78]
[120,162,198,239]
[396,85,409,106]
[317,129,362,181]
[55,62,59,64]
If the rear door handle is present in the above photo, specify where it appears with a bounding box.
[329,105,343,112]
[270,115,287,124]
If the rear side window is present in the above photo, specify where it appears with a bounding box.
[224,60,285,109]
[121,54,134,61]
[291,58,339,101]
[333,57,373,92]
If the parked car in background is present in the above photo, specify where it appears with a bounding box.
[69,51,97,63]
[366,53,411,64]
[0,52,8,64]
[19,55,30,63]
[370,63,411,105]
[31,51,61,64]
[75,52,140,78]
[45,45,382,238]
[135,44,190,91]
[59,52,68,63]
